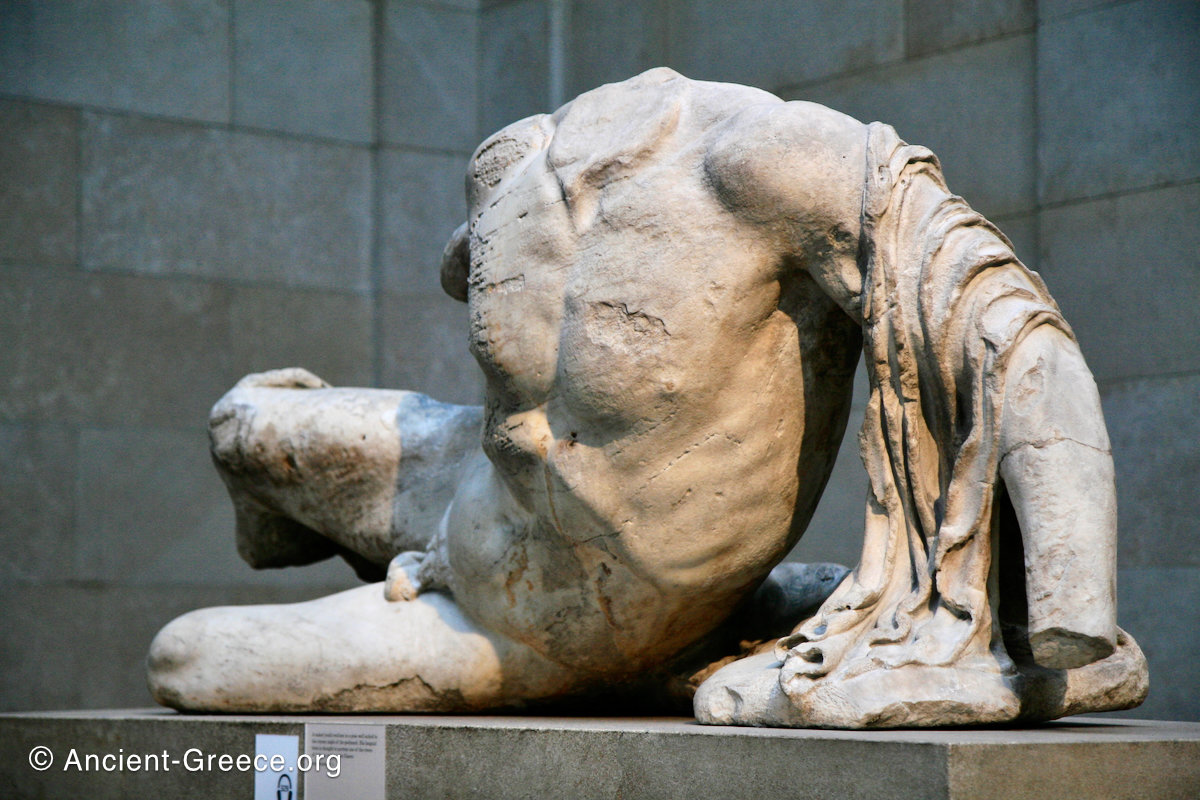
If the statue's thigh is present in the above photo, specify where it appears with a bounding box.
[147,584,577,712]
[210,386,409,556]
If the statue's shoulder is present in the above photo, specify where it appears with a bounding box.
[543,69,773,193]
[703,97,868,233]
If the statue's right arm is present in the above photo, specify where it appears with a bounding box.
[997,323,1119,668]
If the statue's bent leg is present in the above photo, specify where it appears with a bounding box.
[146,584,576,712]
[208,369,482,576]
[999,325,1118,669]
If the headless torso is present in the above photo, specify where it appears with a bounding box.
[438,72,860,675]
[148,70,1144,726]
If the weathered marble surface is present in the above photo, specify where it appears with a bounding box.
[147,68,1146,727]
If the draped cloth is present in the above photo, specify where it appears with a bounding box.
[774,123,1075,725]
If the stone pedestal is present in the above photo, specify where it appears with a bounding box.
[1,709,1197,799]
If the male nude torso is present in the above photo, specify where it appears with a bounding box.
[148,70,871,710]
[437,70,862,675]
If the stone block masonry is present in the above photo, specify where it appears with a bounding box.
[1,711,1198,799]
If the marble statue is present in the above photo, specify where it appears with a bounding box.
[147,68,1148,728]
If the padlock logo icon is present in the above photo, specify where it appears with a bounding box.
[276,773,293,800]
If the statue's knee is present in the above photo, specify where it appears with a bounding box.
[148,604,303,711]
[146,611,209,710]
[207,386,290,484]
[208,388,252,474]
[209,368,330,478]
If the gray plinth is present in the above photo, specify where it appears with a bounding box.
[1,709,1198,799]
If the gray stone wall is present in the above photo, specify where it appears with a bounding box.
[0,0,481,711]
[2,0,1196,721]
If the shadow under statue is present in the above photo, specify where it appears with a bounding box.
[147,69,1147,729]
